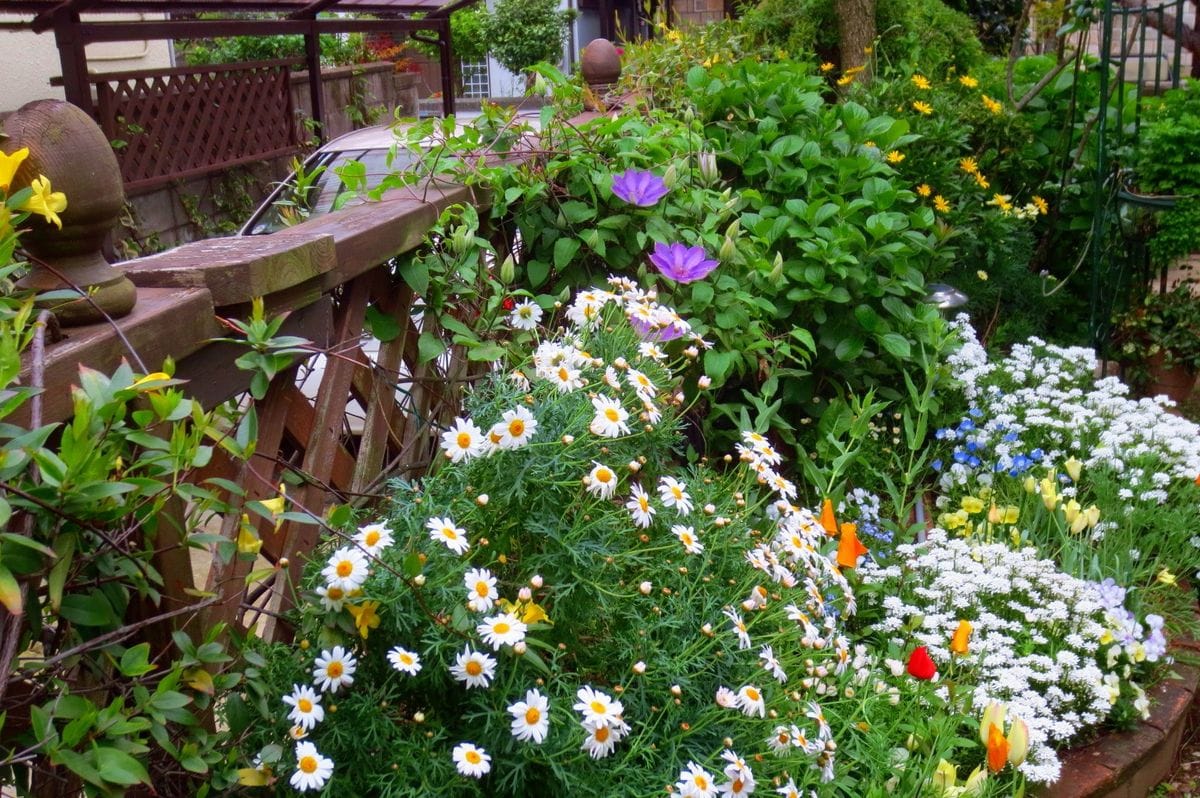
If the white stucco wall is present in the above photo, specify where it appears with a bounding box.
[0,14,173,114]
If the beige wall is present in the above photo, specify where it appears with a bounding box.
[0,14,173,114]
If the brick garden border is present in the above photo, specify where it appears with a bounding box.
[1038,661,1200,797]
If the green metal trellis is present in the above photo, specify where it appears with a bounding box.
[1088,0,1191,349]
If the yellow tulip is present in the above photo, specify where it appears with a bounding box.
[0,147,29,192]
[1039,477,1058,511]
[987,503,1003,524]
[1065,457,1082,482]
[962,766,988,796]
[1023,475,1037,494]
[979,701,1005,745]
[1084,505,1100,528]
[1007,716,1029,766]
[1002,505,1020,524]
[1062,498,1081,527]
[19,175,67,229]
[932,759,957,791]
[950,619,973,655]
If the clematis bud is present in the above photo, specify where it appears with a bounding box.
[719,235,736,262]
[499,253,516,284]
[697,150,719,185]
[662,164,678,189]
[1007,716,1029,766]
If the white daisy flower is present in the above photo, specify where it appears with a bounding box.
[441,417,488,463]
[767,724,798,754]
[450,646,497,689]
[627,368,657,399]
[736,685,766,718]
[290,741,333,792]
[723,607,752,650]
[387,646,422,676]
[452,742,491,778]
[507,688,551,744]
[776,778,802,798]
[464,567,498,612]
[586,462,619,499]
[603,366,622,391]
[574,686,624,728]
[315,584,348,612]
[321,547,369,593]
[547,363,584,392]
[715,686,738,708]
[625,483,656,528]
[759,645,788,683]
[589,395,630,438]
[312,646,356,693]
[426,516,470,555]
[580,717,628,759]
[638,341,666,361]
[509,299,543,331]
[658,476,693,515]
[282,684,324,731]
[495,406,537,449]
[477,612,527,650]
[721,749,755,792]
[672,524,704,554]
[353,522,393,557]
[676,761,718,798]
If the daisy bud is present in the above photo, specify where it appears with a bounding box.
[674,392,685,404]
[703,503,716,514]
[701,623,714,636]
[684,346,700,358]
[530,574,544,588]
[639,581,653,595]
[628,460,642,472]
[279,557,289,568]
[562,434,575,444]
[513,641,527,655]
[614,357,628,369]
[519,587,533,602]
[475,494,489,506]
[633,661,647,674]
[413,711,425,723]
[671,685,683,697]
[413,574,426,586]
[467,599,479,612]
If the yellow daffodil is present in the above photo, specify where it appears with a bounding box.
[912,100,934,115]
[933,195,951,213]
[347,600,381,638]
[19,175,68,229]
[959,75,979,88]
[912,74,932,90]
[0,147,29,193]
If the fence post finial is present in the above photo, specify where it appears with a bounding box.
[3,99,136,326]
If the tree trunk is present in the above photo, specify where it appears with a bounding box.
[835,0,877,75]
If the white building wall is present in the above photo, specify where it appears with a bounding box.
[0,14,173,114]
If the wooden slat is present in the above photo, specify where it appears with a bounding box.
[351,283,412,491]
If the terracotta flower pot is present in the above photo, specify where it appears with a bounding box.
[1143,352,1197,404]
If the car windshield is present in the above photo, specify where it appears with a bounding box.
[245,146,417,235]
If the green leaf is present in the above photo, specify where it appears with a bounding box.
[60,592,117,627]
[685,65,707,90]
[94,747,151,786]
[417,332,447,364]
[691,282,714,310]
[704,349,737,382]
[364,306,402,342]
[526,259,550,288]
[879,332,912,359]
[553,237,581,270]
[467,342,506,362]
[400,258,429,295]
[119,643,155,677]
[835,335,866,361]
[0,565,20,615]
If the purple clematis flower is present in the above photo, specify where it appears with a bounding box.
[649,242,719,283]
[630,317,686,342]
[611,169,670,207]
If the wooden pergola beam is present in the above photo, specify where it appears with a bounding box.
[30,0,103,33]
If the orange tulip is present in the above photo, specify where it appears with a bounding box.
[950,619,973,655]
[986,723,1009,772]
[836,522,868,569]
[820,498,838,536]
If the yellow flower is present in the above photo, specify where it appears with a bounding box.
[959,75,979,88]
[1039,477,1058,511]
[666,29,682,43]
[1032,195,1049,214]
[347,600,382,639]
[961,496,984,514]
[837,74,854,87]
[886,150,906,164]
[912,100,934,115]
[0,147,29,193]
[911,74,932,90]
[959,156,979,175]
[863,140,877,149]
[237,514,263,556]
[950,619,973,654]
[820,61,835,72]
[863,45,873,54]
[982,94,1003,114]
[1064,457,1082,482]
[976,270,988,281]
[917,183,932,197]
[1157,568,1178,586]
[933,195,951,213]
[19,175,67,230]
[988,193,1013,213]
[974,173,990,190]
[500,597,551,625]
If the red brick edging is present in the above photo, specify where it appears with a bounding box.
[1037,662,1200,797]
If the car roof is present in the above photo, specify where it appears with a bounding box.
[316,109,543,154]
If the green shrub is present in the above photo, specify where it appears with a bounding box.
[486,0,574,75]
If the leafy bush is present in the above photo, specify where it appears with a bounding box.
[485,0,574,75]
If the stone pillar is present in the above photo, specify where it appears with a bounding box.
[2,99,136,326]
[580,38,622,111]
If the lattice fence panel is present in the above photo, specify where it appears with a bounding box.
[93,59,302,193]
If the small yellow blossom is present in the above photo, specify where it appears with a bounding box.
[977,270,989,281]
[917,184,932,197]
[237,515,263,556]
[820,62,835,72]
[982,94,1003,114]
[933,195,951,213]
[837,74,854,87]
[912,100,934,115]
[961,496,985,514]
[863,140,877,149]
[911,74,932,90]
[959,157,979,175]
[974,173,991,190]
[1157,568,1178,586]
[0,147,29,193]
[959,75,979,88]
[886,150,906,164]
[347,600,382,639]
[19,175,68,229]
[1032,195,1049,214]
[988,193,1013,213]
[863,46,873,54]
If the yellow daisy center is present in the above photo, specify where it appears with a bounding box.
[745,688,760,701]
[327,587,344,600]
[336,561,353,578]
[695,776,709,788]
[682,534,694,546]
[525,707,541,725]
[326,662,343,679]
[596,469,613,483]
[494,622,510,635]
[299,755,318,774]
[671,487,683,499]
[590,700,606,714]
[465,750,481,765]
[509,419,525,436]
[365,530,380,546]
[639,497,649,511]
[777,732,789,744]
[604,408,620,421]
[297,698,313,713]
[400,653,413,665]
[558,366,570,381]
[456,431,472,449]
[475,582,490,597]
[594,726,610,742]
[443,528,459,540]
[465,660,483,676]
